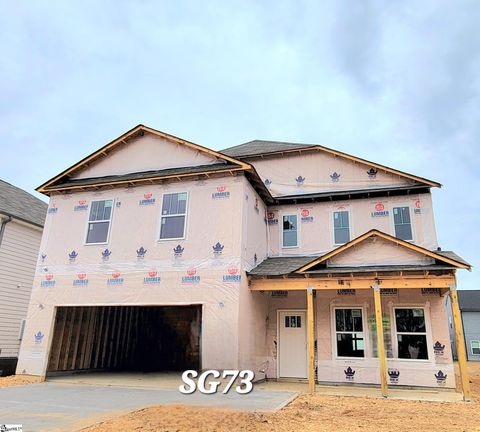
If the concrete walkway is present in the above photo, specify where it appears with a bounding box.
[0,382,297,432]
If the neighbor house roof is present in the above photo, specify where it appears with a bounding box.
[0,179,48,227]
[458,290,480,312]
[220,139,441,188]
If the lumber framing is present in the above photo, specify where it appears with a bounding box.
[306,288,315,393]
[373,284,388,397]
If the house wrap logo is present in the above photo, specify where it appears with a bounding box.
[34,331,44,344]
[0,424,23,431]
[223,267,241,283]
[295,175,305,186]
[330,172,341,182]
[144,270,161,284]
[435,370,447,386]
[74,199,88,211]
[107,272,124,285]
[139,192,156,206]
[264,179,272,188]
[41,273,55,287]
[344,366,355,381]
[136,246,147,259]
[47,203,58,214]
[388,369,400,384]
[414,199,422,214]
[301,209,314,223]
[371,202,389,218]
[212,242,224,256]
[68,250,78,263]
[173,244,184,258]
[433,341,445,356]
[212,185,230,199]
[266,212,278,225]
[367,168,378,179]
[73,273,89,286]
[102,248,112,261]
[182,268,200,284]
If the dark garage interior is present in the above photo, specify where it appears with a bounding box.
[46,305,201,375]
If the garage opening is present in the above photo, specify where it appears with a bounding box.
[46,305,201,375]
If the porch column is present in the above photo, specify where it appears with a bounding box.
[306,287,315,393]
[449,284,471,401]
[372,284,388,397]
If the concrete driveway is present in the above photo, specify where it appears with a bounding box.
[0,382,297,432]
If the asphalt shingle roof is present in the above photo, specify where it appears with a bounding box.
[220,140,314,158]
[248,256,320,276]
[458,290,480,312]
[0,179,48,227]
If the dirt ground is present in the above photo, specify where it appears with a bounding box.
[0,374,42,388]
[82,362,480,432]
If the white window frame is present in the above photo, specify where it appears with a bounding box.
[158,191,189,241]
[331,305,368,359]
[391,305,432,362]
[391,205,414,242]
[84,198,114,245]
[281,212,300,249]
[332,209,351,246]
[471,340,480,356]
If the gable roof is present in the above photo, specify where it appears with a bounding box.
[295,229,471,272]
[37,124,252,194]
[0,179,48,227]
[220,140,441,188]
[458,290,480,312]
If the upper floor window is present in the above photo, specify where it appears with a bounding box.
[393,206,413,240]
[160,192,188,240]
[86,200,113,244]
[394,308,428,360]
[335,308,365,357]
[471,340,480,356]
[333,211,350,244]
[282,214,298,248]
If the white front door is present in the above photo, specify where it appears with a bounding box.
[278,310,307,378]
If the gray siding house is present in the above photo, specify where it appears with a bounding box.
[448,290,480,361]
[0,179,47,375]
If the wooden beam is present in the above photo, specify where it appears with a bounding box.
[373,284,388,397]
[249,276,456,291]
[449,285,472,401]
[306,288,315,393]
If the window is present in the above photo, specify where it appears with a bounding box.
[160,192,188,240]
[282,214,298,247]
[285,315,302,328]
[86,200,113,244]
[335,308,364,357]
[394,308,428,360]
[471,340,480,355]
[393,206,413,240]
[334,211,350,244]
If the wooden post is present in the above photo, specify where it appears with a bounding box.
[449,285,472,401]
[373,284,388,397]
[306,287,316,393]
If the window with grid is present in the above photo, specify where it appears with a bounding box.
[86,200,113,244]
[334,211,350,244]
[393,206,413,240]
[471,340,480,355]
[394,308,428,359]
[160,193,188,240]
[282,214,298,247]
[335,308,365,357]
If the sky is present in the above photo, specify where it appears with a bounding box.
[0,1,479,289]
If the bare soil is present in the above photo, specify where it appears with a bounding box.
[0,374,42,388]
[83,362,480,432]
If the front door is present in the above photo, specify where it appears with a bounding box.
[278,310,307,378]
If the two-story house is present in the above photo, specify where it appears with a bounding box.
[16,125,472,399]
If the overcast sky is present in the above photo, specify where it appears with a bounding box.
[1,1,478,289]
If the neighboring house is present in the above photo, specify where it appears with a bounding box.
[0,179,47,375]
[447,290,480,361]
[16,125,472,398]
